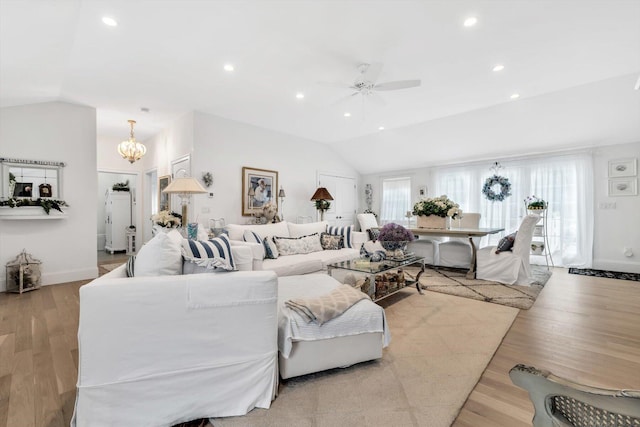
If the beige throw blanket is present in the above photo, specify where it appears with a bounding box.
[285,284,370,326]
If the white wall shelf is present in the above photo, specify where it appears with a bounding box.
[0,206,68,220]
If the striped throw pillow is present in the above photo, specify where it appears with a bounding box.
[326,225,354,248]
[126,255,135,277]
[263,236,279,259]
[182,235,235,270]
[243,229,266,259]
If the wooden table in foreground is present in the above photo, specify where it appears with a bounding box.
[409,227,505,278]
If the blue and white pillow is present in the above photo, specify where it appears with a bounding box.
[182,235,235,270]
[243,229,266,259]
[326,225,354,248]
[263,236,279,259]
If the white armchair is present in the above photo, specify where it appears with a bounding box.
[476,214,540,285]
[356,213,379,233]
[438,213,481,268]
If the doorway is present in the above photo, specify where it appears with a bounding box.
[97,171,140,253]
[317,172,357,227]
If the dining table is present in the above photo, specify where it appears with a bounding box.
[409,227,505,278]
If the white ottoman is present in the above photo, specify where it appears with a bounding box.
[277,274,391,379]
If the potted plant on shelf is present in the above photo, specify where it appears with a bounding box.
[525,195,547,212]
[412,195,461,229]
[377,223,415,257]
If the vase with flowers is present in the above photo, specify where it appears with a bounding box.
[378,223,415,257]
[412,195,461,229]
[525,195,547,213]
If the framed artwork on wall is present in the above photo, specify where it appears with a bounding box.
[242,166,278,216]
[158,175,171,212]
[608,158,637,178]
[608,178,637,197]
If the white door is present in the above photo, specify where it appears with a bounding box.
[318,173,356,227]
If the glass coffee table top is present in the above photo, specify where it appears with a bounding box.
[327,255,424,274]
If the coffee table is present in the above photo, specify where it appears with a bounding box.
[327,255,425,303]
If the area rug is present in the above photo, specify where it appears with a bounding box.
[569,267,640,282]
[211,288,519,427]
[413,265,551,310]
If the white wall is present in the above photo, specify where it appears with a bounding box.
[592,141,640,273]
[0,101,98,290]
[144,111,359,229]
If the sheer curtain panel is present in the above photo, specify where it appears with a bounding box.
[380,177,412,224]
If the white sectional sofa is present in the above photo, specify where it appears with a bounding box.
[225,220,369,276]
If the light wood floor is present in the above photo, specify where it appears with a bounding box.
[0,266,638,427]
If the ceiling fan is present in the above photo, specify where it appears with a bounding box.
[322,63,421,105]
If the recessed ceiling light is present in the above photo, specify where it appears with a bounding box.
[510,93,520,99]
[344,112,351,118]
[102,16,118,27]
[296,92,304,99]
[223,64,235,72]
[492,64,505,72]
[463,17,477,27]
[378,126,385,131]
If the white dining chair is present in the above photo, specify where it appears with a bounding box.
[476,214,540,285]
[438,213,481,268]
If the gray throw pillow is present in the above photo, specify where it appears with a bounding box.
[495,232,517,254]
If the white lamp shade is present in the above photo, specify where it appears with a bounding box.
[162,177,207,194]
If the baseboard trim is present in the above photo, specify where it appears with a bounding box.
[592,260,640,274]
[0,266,99,292]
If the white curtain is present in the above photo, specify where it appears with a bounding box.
[380,177,412,224]
[434,152,594,267]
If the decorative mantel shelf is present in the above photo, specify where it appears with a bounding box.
[0,206,68,220]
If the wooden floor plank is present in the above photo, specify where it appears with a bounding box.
[0,266,638,426]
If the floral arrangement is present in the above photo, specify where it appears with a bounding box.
[378,223,415,242]
[482,175,512,202]
[525,195,547,209]
[151,210,182,228]
[315,200,331,211]
[0,197,68,214]
[412,195,461,218]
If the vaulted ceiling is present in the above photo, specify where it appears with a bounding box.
[1,0,639,172]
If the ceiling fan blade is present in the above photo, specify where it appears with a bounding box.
[361,62,383,83]
[330,92,360,106]
[368,92,387,106]
[374,79,421,91]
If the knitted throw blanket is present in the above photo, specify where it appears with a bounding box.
[285,284,370,325]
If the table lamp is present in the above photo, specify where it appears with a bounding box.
[310,187,333,221]
[278,186,286,220]
[162,176,207,227]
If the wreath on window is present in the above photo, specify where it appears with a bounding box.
[482,175,512,202]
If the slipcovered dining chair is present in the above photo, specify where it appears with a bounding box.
[476,214,540,285]
[438,213,481,268]
[356,213,379,234]
[509,364,640,427]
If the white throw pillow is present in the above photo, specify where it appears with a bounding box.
[287,221,328,238]
[243,230,266,259]
[135,232,183,277]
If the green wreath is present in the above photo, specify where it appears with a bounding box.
[482,175,512,202]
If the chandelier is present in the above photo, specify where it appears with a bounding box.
[117,119,146,164]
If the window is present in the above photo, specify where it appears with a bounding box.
[380,177,411,224]
[433,153,593,267]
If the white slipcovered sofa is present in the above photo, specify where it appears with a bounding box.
[226,220,369,276]
[72,266,279,426]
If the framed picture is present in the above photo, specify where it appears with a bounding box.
[242,167,278,216]
[158,175,171,212]
[608,158,637,178]
[608,178,637,197]
[14,182,33,198]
